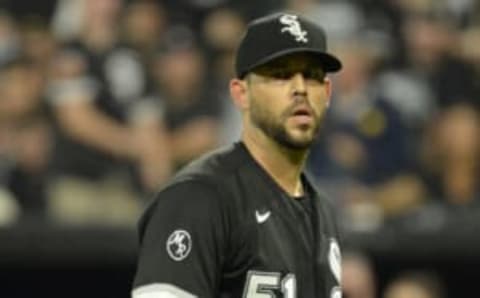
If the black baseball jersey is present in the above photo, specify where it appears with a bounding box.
[132,142,342,298]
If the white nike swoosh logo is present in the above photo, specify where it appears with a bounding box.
[255,210,271,223]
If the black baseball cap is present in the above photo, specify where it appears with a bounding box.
[235,12,342,78]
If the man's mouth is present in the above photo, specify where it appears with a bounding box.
[290,106,314,124]
[292,108,312,116]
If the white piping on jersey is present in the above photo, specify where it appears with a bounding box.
[132,283,197,298]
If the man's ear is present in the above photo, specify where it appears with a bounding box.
[230,78,249,110]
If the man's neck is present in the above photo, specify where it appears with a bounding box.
[242,129,308,197]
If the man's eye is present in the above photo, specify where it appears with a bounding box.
[303,70,325,81]
[268,70,293,79]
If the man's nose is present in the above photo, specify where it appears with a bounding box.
[291,73,307,97]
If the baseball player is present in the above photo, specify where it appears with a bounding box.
[132,12,343,298]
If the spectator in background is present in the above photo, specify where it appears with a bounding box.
[420,104,480,206]
[384,271,446,298]
[308,38,426,230]
[18,16,57,78]
[342,251,377,298]
[47,0,171,226]
[400,13,476,108]
[122,0,167,68]
[150,30,221,168]
[201,7,245,68]
[0,8,65,225]
[377,6,480,141]
[0,57,51,220]
[201,7,246,144]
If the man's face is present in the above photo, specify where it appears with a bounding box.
[245,53,331,150]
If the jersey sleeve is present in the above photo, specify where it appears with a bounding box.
[132,179,229,297]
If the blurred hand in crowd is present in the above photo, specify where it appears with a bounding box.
[342,251,377,298]
[384,271,446,298]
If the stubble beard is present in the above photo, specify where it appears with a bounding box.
[250,99,323,150]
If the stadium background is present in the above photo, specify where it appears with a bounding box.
[0,0,478,297]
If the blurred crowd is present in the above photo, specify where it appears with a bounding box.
[302,0,480,233]
[342,250,448,298]
[0,0,478,232]
[0,0,477,297]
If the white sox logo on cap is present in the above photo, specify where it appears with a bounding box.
[234,12,342,78]
[279,14,308,43]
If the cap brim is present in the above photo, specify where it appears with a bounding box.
[239,48,342,78]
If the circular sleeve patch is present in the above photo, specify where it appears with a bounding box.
[166,230,192,261]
